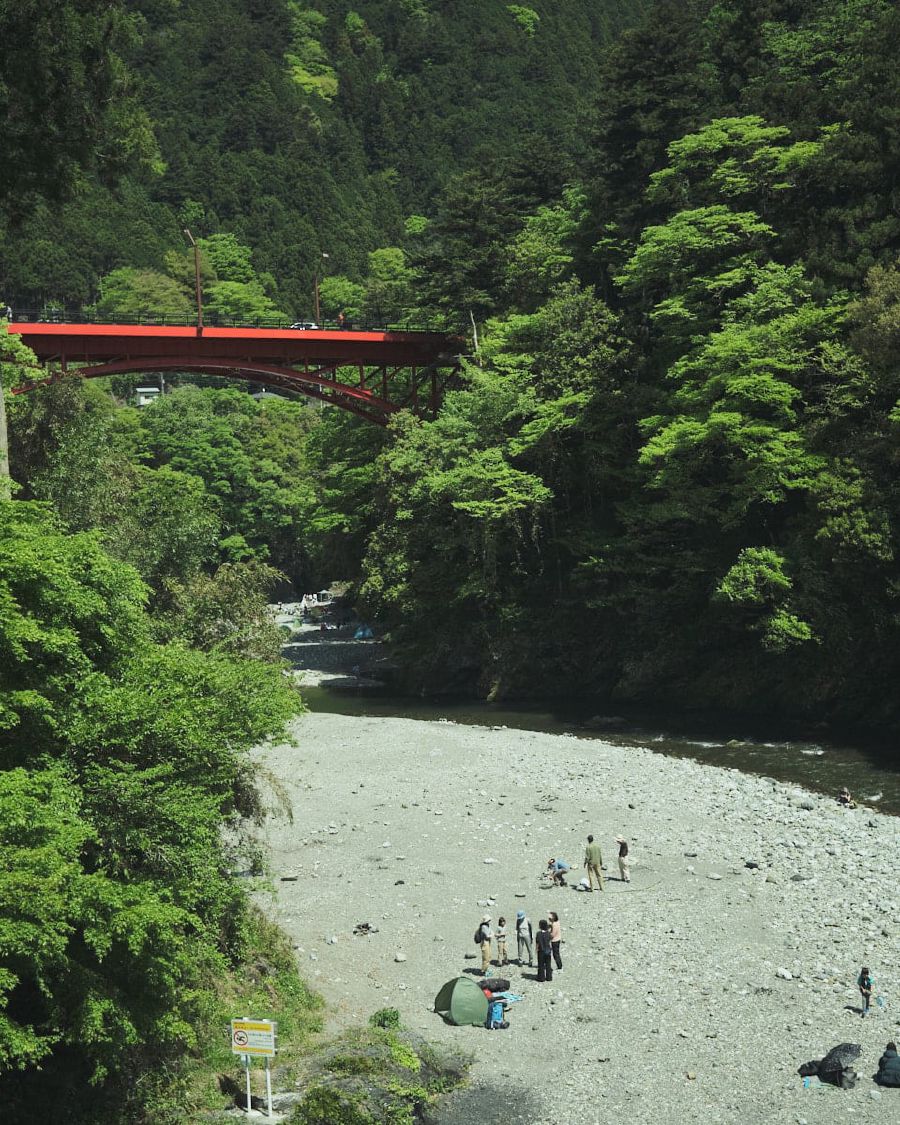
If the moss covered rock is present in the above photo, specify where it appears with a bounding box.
[290,1027,469,1125]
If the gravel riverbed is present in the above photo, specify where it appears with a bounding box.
[252,712,898,1124]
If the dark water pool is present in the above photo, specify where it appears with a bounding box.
[299,683,900,817]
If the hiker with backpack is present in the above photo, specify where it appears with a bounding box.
[475,915,493,973]
[515,910,533,967]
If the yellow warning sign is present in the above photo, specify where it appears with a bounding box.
[230,1018,276,1057]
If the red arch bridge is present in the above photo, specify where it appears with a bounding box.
[5,322,465,425]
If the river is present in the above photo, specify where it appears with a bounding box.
[298,679,900,817]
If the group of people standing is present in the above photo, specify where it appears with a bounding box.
[474,833,631,985]
[476,911,563,983]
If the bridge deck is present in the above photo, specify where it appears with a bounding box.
[5,322,464,424]
[7,322,459,367]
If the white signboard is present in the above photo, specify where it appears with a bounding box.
[230,1018,276,1058]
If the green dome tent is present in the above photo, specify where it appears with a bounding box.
[434,976,489,1027]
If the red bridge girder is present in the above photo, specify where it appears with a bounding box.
[5,323,464,425]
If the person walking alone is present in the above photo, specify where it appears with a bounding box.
[516,910,533,967]
[616,835,631,882]
[549,911,563,972]
[536,920,553,982]
[477,915,493,974]
[584,834,604,891]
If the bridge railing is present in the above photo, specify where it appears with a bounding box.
[4,306,461,335]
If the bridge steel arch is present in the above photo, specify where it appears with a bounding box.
[5,323,464,425]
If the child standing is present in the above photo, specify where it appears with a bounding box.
[536,919,553,982]
[858,965,874,1018]
[495,917,508,966]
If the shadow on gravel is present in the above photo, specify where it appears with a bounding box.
[429,1079,543,1124]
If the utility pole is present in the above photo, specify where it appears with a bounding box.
[314,252,329,324]
[0,372,10,500]
[183,228,203,336]
[0,306,10,498]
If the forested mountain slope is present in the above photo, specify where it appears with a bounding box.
[5,0,900,732]
[0,0,646,315]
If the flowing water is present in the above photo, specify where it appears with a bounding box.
[298,679,900,817]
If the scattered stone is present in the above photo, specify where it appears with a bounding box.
[394,953,407,962]
[776,968,793,980]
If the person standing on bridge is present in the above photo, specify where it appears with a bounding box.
[337,311,346,329]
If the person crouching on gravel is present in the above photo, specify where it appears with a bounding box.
[875,1041,900,1086]
[536,919,553,982]
[477,915,493,973]
[546,857,570,886]
[515,910,533,967]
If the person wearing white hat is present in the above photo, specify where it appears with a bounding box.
[616,836,631,882]
[515,910,533,966]
[477,915,493,973]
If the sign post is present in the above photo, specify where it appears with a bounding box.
[231,1017,277,1117]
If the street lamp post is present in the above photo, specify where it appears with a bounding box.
[314,252,329,325]
[183,228,203,336]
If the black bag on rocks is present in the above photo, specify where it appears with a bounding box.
[477,978,510,993]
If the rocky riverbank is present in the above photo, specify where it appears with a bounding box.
[252,712,898,1124]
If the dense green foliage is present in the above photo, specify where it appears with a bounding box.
[0,0,643,319]
[5,0,900,732]
[5,0,900,1117]
[0,499,308,1119]
[351,0,900,726]
[5,0,900,731]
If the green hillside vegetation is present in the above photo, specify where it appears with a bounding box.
[4,0,900,1117]
[5,0,900,731]
[0,0,645,319]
